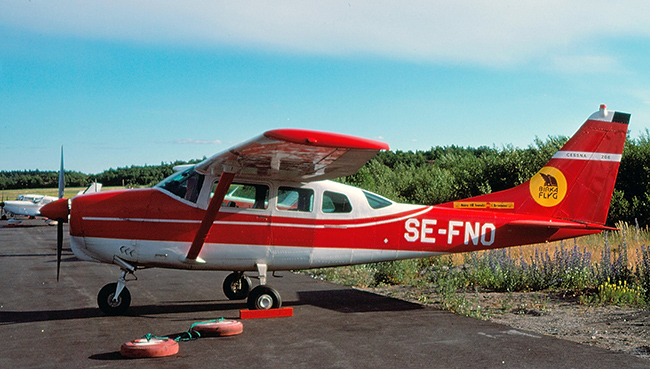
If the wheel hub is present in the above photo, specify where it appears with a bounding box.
[257,294,273,309]
[108,293,122,307]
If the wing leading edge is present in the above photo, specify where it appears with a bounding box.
[194,129,389,182]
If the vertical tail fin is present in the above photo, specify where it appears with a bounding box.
[77,182,103,196]
[448,105,630,225]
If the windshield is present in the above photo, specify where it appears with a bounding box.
[156,167,205,203]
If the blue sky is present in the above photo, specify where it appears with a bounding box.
[2,1,650,174]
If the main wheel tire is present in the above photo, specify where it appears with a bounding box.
[247,285,282,310]
[97,282,131,316]
[223,272,252,300]
[120,337,179,358]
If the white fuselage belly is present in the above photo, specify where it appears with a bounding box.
[71,236,440,271]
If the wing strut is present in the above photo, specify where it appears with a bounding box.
[184,169,236,262]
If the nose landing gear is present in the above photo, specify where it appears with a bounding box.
[98,258,136,315]
[98,270,134,315]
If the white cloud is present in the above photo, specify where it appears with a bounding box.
[2,0,650,66]
[547,54,623,74]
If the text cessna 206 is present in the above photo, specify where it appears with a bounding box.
[42,105,630,315]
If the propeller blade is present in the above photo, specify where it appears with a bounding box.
[57,221,63,281]
[58,146,64,200]
[57,146,64,280]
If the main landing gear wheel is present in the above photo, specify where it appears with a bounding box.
[223,272,252,300]
[247,285,282,310]
[98,282,131,315]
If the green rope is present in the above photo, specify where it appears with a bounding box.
[189,317,225,332]
[140,317,227,343]
[174,330,201,342]
[141,333,170,341]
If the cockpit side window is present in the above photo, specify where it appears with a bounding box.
[156,167,205,203]
[278,187,313,212]
[211,183,269,209]
[363,190,393,209]
[322,191,352,213]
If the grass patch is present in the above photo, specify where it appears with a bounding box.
[580,279,647,306]
[305,222,650,314]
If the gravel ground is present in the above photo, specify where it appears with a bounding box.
[366,285,650,361]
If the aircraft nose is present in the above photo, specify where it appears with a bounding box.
[41,198,70,221]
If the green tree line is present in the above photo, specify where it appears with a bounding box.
[0,160,200,190]
[341,133,650,227]
[2,134,650,226]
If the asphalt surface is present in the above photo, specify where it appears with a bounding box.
[1,219,648,368]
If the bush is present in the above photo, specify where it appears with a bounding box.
[372,260,421,286]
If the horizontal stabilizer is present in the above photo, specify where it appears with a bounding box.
[506,219,617,231]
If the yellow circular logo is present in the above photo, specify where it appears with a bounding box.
[529,166,567,207]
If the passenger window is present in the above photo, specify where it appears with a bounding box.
[363,190,392,209]
[278,187,313,212]
[322,191,352,213]
[211,183,269,209]
[156,167,205,203]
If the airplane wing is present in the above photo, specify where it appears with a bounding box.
[184,129,388,263]
[194,129,390,182]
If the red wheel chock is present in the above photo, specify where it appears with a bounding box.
[239,307,293,319]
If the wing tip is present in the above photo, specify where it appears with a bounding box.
[264,129,390,150]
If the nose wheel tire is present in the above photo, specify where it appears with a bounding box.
[223,272,252,300]
[98,282,131,315]
[247,285,281,310]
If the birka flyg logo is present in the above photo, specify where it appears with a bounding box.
[529,166,567,207]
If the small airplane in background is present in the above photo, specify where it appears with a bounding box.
[42,105,630,315]
[1,183,102,224]
[1,193,59,220]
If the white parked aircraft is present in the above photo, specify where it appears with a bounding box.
[1,194,58,219]
[1,183,102,222]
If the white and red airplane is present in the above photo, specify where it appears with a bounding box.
[1,194,59,219]
[0,181,101,223]
[41,105,630,315]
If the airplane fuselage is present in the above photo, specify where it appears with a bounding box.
[2,194,57,217]
[68,179,599,272]
[39,108,629,313]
